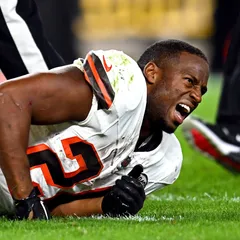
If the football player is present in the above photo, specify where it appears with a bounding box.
[0,40,209,220]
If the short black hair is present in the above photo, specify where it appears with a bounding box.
[137,39,208,70]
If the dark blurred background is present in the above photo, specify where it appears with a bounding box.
[35,0,80,64]
[32,0,240,72]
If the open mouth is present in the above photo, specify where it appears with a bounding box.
[174,103,191,124]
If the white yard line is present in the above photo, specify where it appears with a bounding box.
[73,213,184,222]
[76,215,158,222]
[148,193,240,202]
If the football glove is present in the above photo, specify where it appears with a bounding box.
[14,188,51,220]
[101,164,146,217]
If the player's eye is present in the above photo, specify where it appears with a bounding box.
[185,78,194,85]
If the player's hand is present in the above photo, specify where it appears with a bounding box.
[101,164,146,217]
[14,188,51,220]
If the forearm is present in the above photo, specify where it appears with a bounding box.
[51,197,104,217]
[0,87,32,199]
[52,165,146,218]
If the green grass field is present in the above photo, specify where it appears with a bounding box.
[1,76,240,240]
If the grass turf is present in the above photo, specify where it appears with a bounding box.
[1,75,240,240]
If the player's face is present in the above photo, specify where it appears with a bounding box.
[145,52,209,133]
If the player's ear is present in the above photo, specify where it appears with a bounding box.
[143,62,161,84]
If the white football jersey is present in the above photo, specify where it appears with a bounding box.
[0,50,182,214]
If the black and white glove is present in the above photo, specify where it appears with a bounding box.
[14,188,51,220]
[101,164,146,217]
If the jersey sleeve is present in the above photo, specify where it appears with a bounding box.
[73,50,146,111]
[82,51,115,110]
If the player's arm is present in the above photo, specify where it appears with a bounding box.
[0,65,93,219]
[51,197,104,217]
[51,176,145,217]
[52,165,146,217]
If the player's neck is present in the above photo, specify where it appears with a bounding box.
[137,118,153,148]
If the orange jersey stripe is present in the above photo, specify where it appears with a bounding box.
[87,55,113,108]
[27,144,48,154]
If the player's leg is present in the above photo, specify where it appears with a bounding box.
[0,0,65,79]
[217,12,240,127]
[211,0,240,72]
[36,0,79,64]
[182,12,240,173]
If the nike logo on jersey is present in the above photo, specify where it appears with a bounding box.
[103,55,112,72]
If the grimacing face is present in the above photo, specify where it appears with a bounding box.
[144,52,209,134]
